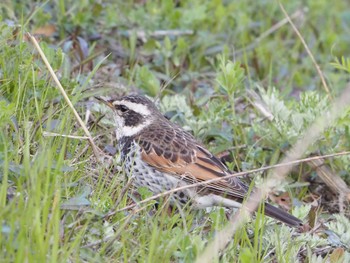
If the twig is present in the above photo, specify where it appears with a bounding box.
[278,2,332,99]
[27,33,102,158]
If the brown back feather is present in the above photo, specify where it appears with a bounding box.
[136,119,249,200]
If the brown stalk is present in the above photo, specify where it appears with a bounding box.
[278,2,332,100]
[27,33,102,159]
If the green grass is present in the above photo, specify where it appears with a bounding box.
[1,0,350,262]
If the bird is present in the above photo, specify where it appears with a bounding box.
[96,94,302,227]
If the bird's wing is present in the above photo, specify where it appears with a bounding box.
[136,122,303,227]
[136,122,248,200]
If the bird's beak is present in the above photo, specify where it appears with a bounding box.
[95,96,114,109]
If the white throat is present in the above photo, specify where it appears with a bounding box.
[120,119,152,138]
[113,114,152,139]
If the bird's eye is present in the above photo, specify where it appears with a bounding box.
[117,105,129,114]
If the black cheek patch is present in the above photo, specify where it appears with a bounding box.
[124,111,144,127]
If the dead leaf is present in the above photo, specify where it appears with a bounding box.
[33,24,56,37]
[269,192,292,210]
[329,247,344,263]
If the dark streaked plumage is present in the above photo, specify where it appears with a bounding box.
[97,94,302,227]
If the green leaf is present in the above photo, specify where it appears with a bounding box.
[216,55,245,97]
[0,101,15,127]
[135,66,160,96]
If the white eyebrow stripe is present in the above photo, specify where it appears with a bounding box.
[113,100,151,116]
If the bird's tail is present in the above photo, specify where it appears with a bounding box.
[263,203,302,227]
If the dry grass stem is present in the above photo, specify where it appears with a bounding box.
[42,131,90,139]
[235,9,305,56]
[27,32,102,158]
[278,2,332,99]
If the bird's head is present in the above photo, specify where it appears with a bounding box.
[96,95,161,139]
